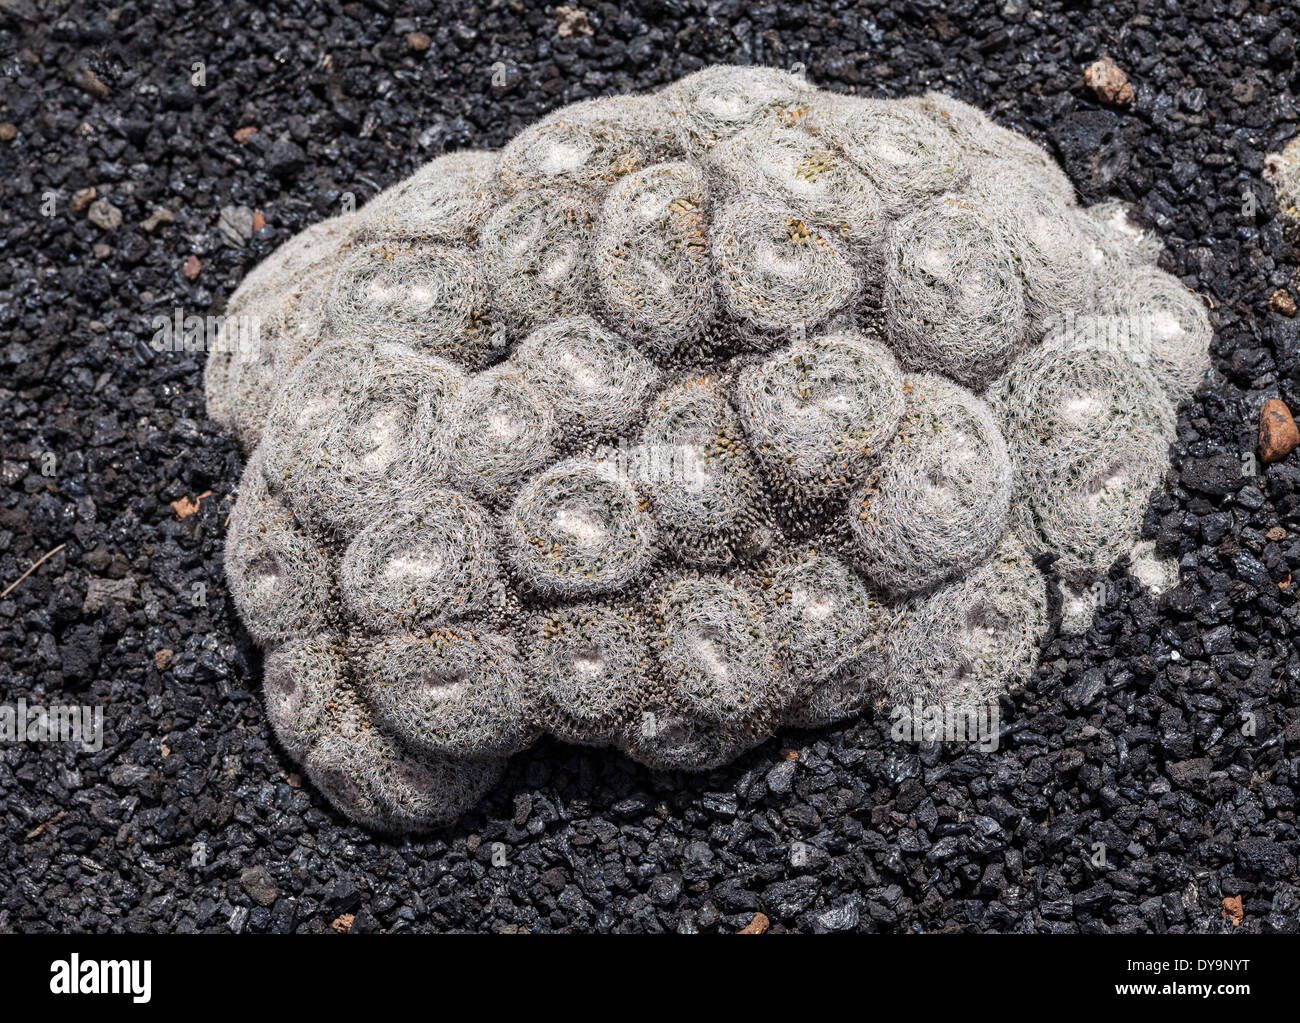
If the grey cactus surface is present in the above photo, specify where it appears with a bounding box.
[206,65,1212,832]
[1266,136,1300,237]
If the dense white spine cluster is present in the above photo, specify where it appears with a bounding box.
[883,196,1028,387]
[209,67,1210,831]
[737,331,905,500]
[989,335,1178,583]
[850,373,1013,595]
[525,601,652,745]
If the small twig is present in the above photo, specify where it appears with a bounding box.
[25,810,67,841]
[1,543,67,599]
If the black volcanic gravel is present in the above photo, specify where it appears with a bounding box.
[1,0,1299,934]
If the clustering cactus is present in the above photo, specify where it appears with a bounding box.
[1266,137,1300,235]
[207,66,1212,831]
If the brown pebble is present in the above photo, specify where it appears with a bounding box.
[406,31,431,51]
[71,186,97,212]
[170,490,211,517]
[1221,895,1243,927]
[737,912,770,934]
[252,209,266,232]
[555,5,594,37]
[1259,398,1300,464]
[233,125,258,144]
[0,122,16,141]
[67,62,110,100]
[1266,526,1287,542]
[332,913,355,934]
[87,197,122,231]
[1084,56,1134,106]
[140,208,176,232]
[182,254,201,280]
[1268,288,1297,317]
[154,648,174,670]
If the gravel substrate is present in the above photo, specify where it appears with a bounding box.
[1,0,1298,934]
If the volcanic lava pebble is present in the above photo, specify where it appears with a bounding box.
[0,0,1297,934]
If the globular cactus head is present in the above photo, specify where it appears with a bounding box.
[1265,137,1300,238]
[209,67,1211,831]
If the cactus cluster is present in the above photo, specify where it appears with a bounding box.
[206,66,1211,831]
[1266,137,1300,238]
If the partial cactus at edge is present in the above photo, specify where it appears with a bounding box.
[207,66,1212,831]
[1266,136,1300,237]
